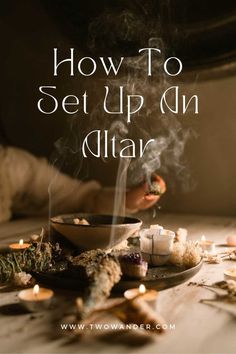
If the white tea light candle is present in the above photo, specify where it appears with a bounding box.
[224,267,236,281]
[124,284,158,309]
[9,239,31,252]
[18,284,54,312]
[200,235,215,253]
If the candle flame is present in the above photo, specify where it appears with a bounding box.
[19,239,24,246]
[33,284,40,295]
[139,284,146,294]
[201,235,206,242]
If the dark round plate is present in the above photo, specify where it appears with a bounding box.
[33,259,203,293]
[114,260,203,292]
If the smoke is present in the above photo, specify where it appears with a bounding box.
[50,117,84,178]
[48,5,196,228]
[47,116,87,225]
[83,8,196,238]
[88,8,154,56]
[86,28,194,189]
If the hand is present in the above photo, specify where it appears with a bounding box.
[126,175,166,213]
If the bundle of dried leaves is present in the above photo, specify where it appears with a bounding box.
[72,249,122,318]
[0,241,66,283]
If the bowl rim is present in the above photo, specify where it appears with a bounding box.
[50,213,142,228]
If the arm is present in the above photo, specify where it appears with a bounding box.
[0,146,166,222]
[1,146,103,220]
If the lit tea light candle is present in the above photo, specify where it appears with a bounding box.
[199,235,215,253]
[18,284,54,312]
[9,239,31,252]
[124,284,158,309]
[224,267,236,281]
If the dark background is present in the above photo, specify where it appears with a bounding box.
[1,0,236,216]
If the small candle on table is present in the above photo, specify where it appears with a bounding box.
[224,267,236,281]
[199,235,215,253]
[9,239,31,252]
[124,284,158,309]
[18,284,54,312]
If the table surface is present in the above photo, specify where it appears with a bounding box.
[0,213,236,354]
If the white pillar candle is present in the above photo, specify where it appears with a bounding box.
[154,229,175,255]
[140,229,175,265]
[150,224,164,231]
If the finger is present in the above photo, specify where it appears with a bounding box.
[139,199,158,210]
[144,194,159,201]
[138,195,160,209]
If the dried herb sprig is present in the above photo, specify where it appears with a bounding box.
[0,241,66,283]
[200,280,236,316]
[203,249,236,264]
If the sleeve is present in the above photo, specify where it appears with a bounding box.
[0,147,14,222]
[0,146,122,221]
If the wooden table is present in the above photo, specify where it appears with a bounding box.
[0,213,235,354]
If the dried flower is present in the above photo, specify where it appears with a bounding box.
[218,280,236,299]
[169,241,201,268]
[222,249,236,260]
[13,272,32,287]
[204,254,222,264]
[169,242,185,266]
[183,241,202,268]
[30,234,40,242]
[73,218,90,225]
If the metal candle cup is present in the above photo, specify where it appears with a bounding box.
[9,239,31,252]
[18,284,54,312]
[200,235,215,253]
[224,267,236,281]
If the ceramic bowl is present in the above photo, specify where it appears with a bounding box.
[51,213,142,250]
